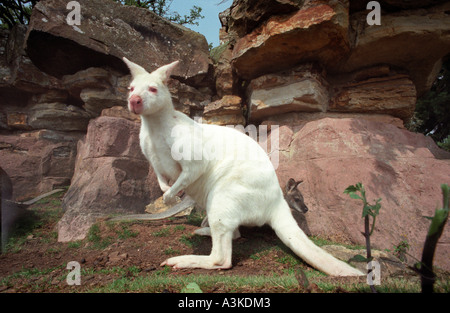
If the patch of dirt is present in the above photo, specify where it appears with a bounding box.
[0,191,447,293]
[0,191,319,292]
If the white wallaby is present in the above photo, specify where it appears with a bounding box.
[122,57,363,276]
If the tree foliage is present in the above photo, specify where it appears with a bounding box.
[113,0,204,26]
[1,0,204,29]
[408,58,450,149]
[0,0,37,28]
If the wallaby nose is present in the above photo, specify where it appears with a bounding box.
[129,95,143,114]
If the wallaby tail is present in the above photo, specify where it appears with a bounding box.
[270,204,364,277]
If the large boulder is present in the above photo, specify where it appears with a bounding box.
[25,0,212,86]
[231,1,349,80]
[59,114,162,242]
[0,130,83,201]
[264,117,450,270]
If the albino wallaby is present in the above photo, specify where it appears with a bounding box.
[123,57,363,276]
[195,178,309,239]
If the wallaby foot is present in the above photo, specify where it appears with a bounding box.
[161,255,232,270]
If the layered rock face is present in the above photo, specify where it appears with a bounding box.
[1,0,449,270]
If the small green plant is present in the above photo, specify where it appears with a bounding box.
[344,182,382,293]
[393,239,410,262]
[344,183,381,236]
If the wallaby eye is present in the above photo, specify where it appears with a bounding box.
[148,86,157,93]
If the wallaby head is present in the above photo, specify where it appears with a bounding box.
[284,178,308,213]
[123,57,179,115]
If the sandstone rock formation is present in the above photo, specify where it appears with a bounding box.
[248,63,329,122]
[231,1,349,80]
[0,130,82,201]
[328,67,417,120]
[25,0,212,86]
[203,95,245,126]
[58,114,162,242]
[342,2,450,96]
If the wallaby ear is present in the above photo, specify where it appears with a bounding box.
[286,178,297,192]
[123,57,148,78]
[153,60,179,84]
[295,180,303,188]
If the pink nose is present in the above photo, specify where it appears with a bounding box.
[129,95,143,114]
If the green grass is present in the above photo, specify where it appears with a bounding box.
[87,224,113,250]
[164,246,181,255]
[152,227,171,237]
[116,224,139,240]
[3,192,65,253]
[179,233,205,248]
[152,225,186,237]
[86,222,139,249]
[2,261,448,293]
[186,210,205,226]
[82,268,449,293]
[86,270,304,293]
[2,189,449,293]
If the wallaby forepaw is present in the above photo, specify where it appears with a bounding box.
[163,190,177,205]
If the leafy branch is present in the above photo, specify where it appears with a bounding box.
[113,0,204,26]
[0,0,37,28]
[344,182,382,293]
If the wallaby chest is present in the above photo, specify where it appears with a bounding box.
[139,123,181,182]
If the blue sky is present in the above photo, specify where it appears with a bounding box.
[169,0,231,47]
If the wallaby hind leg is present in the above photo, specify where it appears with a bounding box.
[194,216,241,239]
[162,218,235,269]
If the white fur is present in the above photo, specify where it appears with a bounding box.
[123,57,363,276]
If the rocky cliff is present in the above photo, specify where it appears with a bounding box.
[1,0,449,270]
